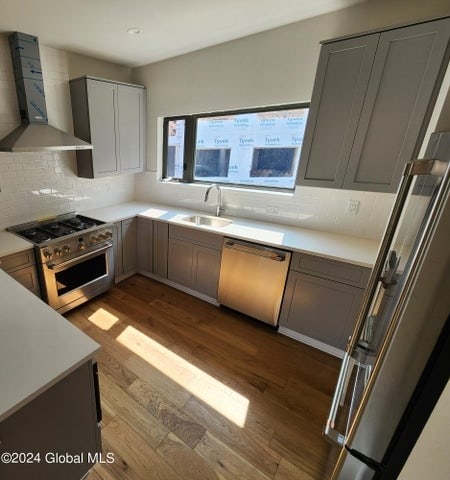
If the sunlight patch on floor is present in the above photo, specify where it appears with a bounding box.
[88,307,119,330]
[116,325,249,427]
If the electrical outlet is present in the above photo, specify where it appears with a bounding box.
[346,199,360,214]
[266,206,280,215]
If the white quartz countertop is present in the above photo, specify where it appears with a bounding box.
[0,231,34,257]
[0,270,100,422]
[84,202,380,268]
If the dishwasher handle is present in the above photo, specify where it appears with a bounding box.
[224,239,287,261]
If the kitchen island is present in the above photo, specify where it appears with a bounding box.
[0,269,102,480]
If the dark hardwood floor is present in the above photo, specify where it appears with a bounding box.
[66,274,341,479]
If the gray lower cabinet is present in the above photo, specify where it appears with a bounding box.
[0,361,101,480]
[153,221,169,278]
[297,18,450,193]
[0,249,40,297]
[137,218,168,278]
[168,237,194,287]
[137,217,153,275]
[70,76,146,178]
[113,218,137,281]
[167,225,222,299]
[279,253,370,351]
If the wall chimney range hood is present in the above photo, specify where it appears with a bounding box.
[0,32,92,152]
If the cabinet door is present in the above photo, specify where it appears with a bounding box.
[153,221,168,278]
[9,265,41,297]
[121,218,137,274]
[167,237,193,288]
[279,271,364,350]
[113,222,123,278]
[296,35,379,188]
[118,85,145,174]
[0,362,100,480]
[192,245,221,299]
[343,19,450,192]
[137,218,153,275]
[86,80,119,177]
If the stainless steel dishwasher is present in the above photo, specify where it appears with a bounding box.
[218,238,291,326]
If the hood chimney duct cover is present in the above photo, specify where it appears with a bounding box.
[0,32,93,152]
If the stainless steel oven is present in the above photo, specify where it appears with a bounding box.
[42,241,114,313]
[8,213,115,314]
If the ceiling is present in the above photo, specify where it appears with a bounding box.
[0,0,365,67]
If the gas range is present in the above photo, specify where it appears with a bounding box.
[8,213,115,314]
[8,213,113,263]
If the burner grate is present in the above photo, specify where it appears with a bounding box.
[9,213,106,245]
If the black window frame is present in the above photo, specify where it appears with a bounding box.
[162,102,309,190]
[162,115,194,182]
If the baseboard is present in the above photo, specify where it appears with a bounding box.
[278,326,344,358]
[115,270,137,283]
[137,271,220,306]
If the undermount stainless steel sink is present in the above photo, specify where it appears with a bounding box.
[182,215,232,228]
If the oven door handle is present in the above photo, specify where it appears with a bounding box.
[47,243,113,270]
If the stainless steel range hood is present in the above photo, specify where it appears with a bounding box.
[0,32,92,153]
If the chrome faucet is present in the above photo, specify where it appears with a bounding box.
[204,184,225,217]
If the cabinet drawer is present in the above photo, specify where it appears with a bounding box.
[0,249,36,273]
[169,225,222,250]
[290,252,370,288]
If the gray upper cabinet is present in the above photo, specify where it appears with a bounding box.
[70,77,146,178]
[297,35,379,189]
[297,18,450,193]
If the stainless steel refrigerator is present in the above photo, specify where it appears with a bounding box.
[324,131,450,479]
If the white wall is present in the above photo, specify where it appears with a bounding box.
[398,381,450,480]
[0,37,135,230]
[132,0,450,240]
[66,51,132,83]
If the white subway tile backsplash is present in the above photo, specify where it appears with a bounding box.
[134,171,396,241]
[0,38,134,230]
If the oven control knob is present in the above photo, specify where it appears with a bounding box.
[63,245,71,255]
[98,233,106,240]
[54,248,62,257]
[43,250,52,259]
[78,241,86,251]
[90,236,98,244]
[105,230,112,239]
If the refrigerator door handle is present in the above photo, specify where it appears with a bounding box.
[380,250,400,289]
[324,352,352,444]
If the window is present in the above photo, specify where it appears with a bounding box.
[163,117,188,179]
[163,104,309,190]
